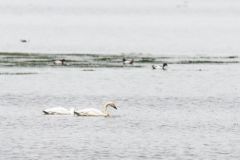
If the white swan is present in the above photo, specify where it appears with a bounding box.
[152,63,168,70]
[53,59,66,65]
[74,102,117,117]
[43,107,74,115]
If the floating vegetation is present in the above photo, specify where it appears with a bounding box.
[138,57,155,63]
[82,69,95,71]
[0,52,239,68]
[228,56,238,59]
[177,60,240,64]
[0,72,38,75]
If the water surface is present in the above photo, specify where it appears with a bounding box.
[0,54,240,159]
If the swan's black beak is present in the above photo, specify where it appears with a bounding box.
[113,105,117,110]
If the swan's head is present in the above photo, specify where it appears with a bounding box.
[106,102,117,110]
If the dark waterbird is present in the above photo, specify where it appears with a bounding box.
[123,57,134,65]
[20,39,28,43]
[53,59,66,65]
[152,63,168,70]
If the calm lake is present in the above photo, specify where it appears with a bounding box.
[0,53,240,159]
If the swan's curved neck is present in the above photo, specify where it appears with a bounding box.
[102,103,110,116]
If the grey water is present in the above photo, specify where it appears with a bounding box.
[1,0,240,55]
[1,53,240,159]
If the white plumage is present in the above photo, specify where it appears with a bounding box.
[43,107,74,115]
[74,102,117,117]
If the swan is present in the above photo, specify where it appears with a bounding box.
[43,107,74,115]
[74,102,117,117]
[123,58,134,65]
[152,63,168,70]
[53,59,66,65]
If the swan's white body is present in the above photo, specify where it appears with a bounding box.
[74,108,107,116]
[74,102,117,117]
[43,107,74,115]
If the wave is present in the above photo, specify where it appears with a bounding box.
[0,52,239,67]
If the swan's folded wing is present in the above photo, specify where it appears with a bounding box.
[43,107,69,115]
[74,108,104,116]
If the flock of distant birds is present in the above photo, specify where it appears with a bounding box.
[53,58,168,70]
[19,39,168,70]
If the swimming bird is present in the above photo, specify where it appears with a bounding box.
[123,58,134,65]
[53,59,66,65]
[152,63,168,70]
[20,39,28,43]
[74,102,117,117]
[43,107,74,115]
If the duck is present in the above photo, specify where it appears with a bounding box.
[74,102,117,117]
[43,107,74,115]
[152,63,168,70]
[53,59,66,65]
[123,58,134,65]
[20,39,28,43]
